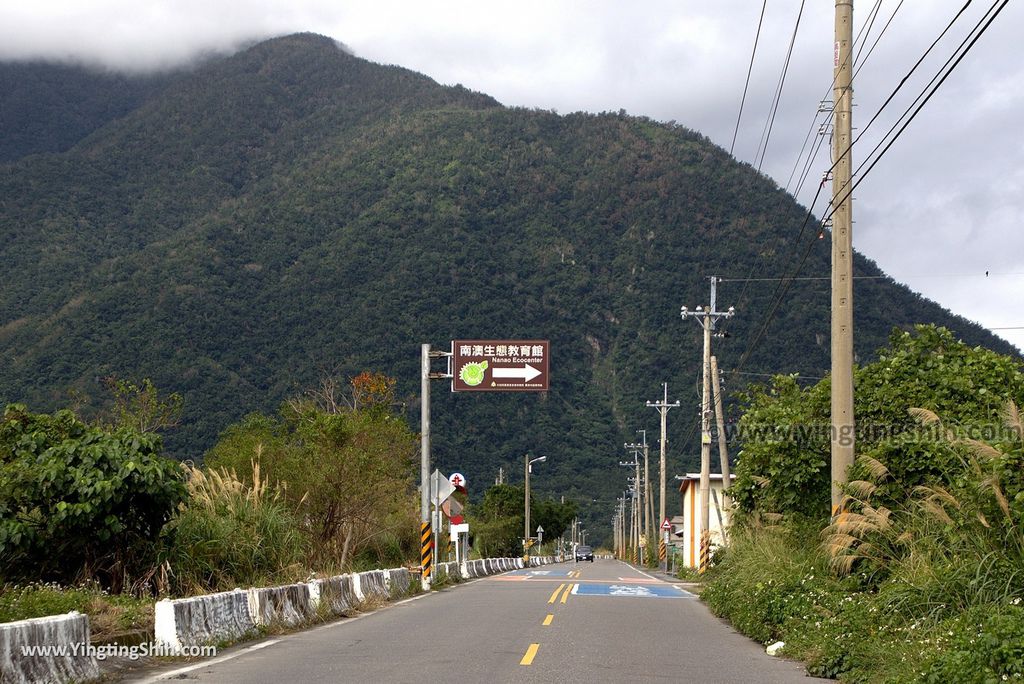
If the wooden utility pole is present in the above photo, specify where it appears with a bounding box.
[831,0,855,515]
[710,356,731,514]
[648,383,679,571]
[644,437,654,545]
[681,277,734,573]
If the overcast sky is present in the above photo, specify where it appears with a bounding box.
[2,1,1021,350]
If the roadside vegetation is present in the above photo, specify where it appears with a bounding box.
[0,373,421,615]
[1,369,583,631]
[704,325,1024,682]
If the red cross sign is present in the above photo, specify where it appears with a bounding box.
[449,472,467,492]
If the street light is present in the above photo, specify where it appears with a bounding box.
[525,455,547,555]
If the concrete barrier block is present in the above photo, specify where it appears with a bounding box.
[155,589,255,651]
[310,575,357,616]
[1,611,99,684]
[385,569,412,598]
[247,584,316,628]
[356,571,389,601]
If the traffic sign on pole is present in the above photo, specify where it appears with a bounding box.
[451,340,550,392]
[449,472,467,491]
[431,469,456,506]
[661,517,672,532]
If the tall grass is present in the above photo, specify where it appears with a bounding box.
[162,460,309,595]
[824,401,1024,617]
[705,401,1024,681]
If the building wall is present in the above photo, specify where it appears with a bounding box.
[679,479,732,569]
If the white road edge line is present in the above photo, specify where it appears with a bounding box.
[633,568,662,583]
[134,639,280,683]
[615,559,664,584]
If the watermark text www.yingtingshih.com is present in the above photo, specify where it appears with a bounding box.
[21,641,218,661]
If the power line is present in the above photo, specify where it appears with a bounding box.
[735,0,890,325]
[725,370,826,381]
[733,0,1003,376]
[822,0,1009,228]
[853,0,907,81]
[753,0,807,172]
[785,0,887,196]
[729,0,768,157]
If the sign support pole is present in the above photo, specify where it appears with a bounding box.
[420,344,432,591]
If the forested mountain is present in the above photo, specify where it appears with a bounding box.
[0,33,1015,533]
[0,61,178,163]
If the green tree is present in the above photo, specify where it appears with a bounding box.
[467,483,578,556]
[102,376,184,434]
[0,404,186,590]
[205,374,418,569]
[731,325,1024,520]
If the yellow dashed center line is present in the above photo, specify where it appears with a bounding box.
[560,584,573,603]
[547,583,565,604]
[520,643,540,665]
[542,614,554,626]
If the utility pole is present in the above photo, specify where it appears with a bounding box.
[710,356,731,516]
[420,345,430,590]
[621,448,642,564]
[625,433,651,559]
[647,383,679,571]
[644,434,654,546]
[831,0,856,517]
[681,277,735,573]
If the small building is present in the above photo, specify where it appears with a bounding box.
[676,473,735,569]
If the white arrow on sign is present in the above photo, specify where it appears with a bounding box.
[492,364,542,382]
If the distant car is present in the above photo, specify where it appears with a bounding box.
[575,545,594,562]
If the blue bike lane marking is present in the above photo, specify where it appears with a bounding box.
[572,583,696,598]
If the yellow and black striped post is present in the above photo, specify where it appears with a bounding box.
[659,540,667,564]
[420,521,432,586]
[698,530,711,574]
[632,546,638,565]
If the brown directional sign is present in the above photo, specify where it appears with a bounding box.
[451,340,549,392]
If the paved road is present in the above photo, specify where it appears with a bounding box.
[126,560,821,683]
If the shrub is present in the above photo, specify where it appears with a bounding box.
[0,404,186,591]
[205,374,418,570]
[702,521,837,644]
[163,462,308,594]
[922,606,1024,682]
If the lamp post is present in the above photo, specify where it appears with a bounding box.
[525,454,547,554]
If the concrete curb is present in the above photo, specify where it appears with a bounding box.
[155,589,255,651]
[153,557,561,652]
[0,611,100,684]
